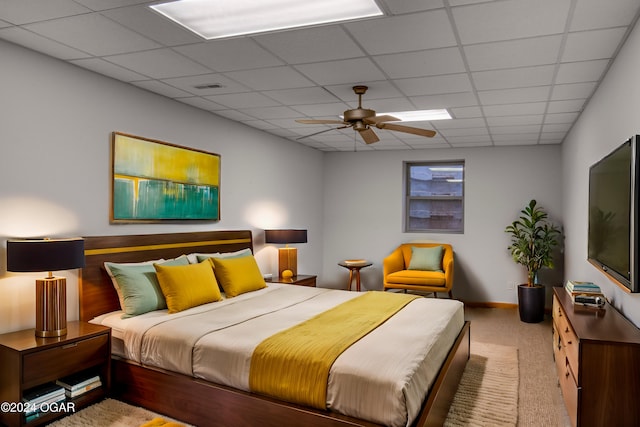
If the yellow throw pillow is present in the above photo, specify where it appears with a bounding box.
[212,255,267,297]
[154,261,222,313]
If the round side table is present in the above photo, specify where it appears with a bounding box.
[338,260,373,292]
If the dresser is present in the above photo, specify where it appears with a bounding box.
[552,287,640,427]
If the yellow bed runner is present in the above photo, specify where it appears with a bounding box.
[249,291,419,409]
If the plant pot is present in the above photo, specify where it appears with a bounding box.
[517,284,545,323]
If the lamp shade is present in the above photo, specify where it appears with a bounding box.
[7,238,85,272]
[264,229,307,244]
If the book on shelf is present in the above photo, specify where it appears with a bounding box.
[565,280,601,293]
[56,372,100,392]
[65,379,102,398]
[22,382,65,405]
[24,393,66,416]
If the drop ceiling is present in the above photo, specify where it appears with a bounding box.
[1,0,639,151]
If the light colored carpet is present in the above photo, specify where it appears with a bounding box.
[48,399,191,427]
[445,342,519,427]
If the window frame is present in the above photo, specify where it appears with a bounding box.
[403,160,465,233]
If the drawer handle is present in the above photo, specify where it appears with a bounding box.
[565,371,570,378]
[61,342,78,349]
[565,327,569,333]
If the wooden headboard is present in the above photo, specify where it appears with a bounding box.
[79,230,253,322]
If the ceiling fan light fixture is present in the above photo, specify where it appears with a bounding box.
[150,0,384,40]
[380,109,452,122]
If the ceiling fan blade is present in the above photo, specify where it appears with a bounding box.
[363,115,400,125]
[376,123,436,138]
[358,128,380,144]
[296,125,349,140]
[295,119,346,125]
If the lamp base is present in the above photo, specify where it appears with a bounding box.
[35,277,67,338]
[278,247,298,277]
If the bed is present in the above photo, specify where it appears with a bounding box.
[80,230,470,427]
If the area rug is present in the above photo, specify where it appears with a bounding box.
[48,398,192,427]
[444,342,519,427]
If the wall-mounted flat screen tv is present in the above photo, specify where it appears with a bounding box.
[588,135,639,292]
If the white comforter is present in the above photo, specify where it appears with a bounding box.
[93,284,464,427]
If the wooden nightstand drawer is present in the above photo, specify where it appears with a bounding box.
[23,333,109,389]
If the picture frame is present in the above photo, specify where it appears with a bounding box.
[111,132,220,223]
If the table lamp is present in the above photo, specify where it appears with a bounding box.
[264,229,307,279]
[7,238,85,337]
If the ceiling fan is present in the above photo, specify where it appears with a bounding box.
[295,85,436,144]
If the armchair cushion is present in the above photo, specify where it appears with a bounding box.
[408,245,444,272]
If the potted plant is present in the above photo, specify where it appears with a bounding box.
[505,199,561,323]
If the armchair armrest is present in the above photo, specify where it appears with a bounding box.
[442,249,454,291]
[383,248,405,277]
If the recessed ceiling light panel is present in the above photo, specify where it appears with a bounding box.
[382,109,452,122]
[150,0,384,40]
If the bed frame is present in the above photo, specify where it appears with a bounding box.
[80,230,470,427]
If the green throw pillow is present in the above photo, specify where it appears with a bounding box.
[408,246,444,271]
[105,256,189,318]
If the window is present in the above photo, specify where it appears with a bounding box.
[404,161,464,233]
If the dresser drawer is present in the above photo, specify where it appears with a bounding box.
[23,334,109,388]
[553,296,580,377]
[557,353,579,427]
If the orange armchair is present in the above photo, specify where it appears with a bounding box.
[383,243,454,298]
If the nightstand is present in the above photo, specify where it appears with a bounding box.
[0,321,111,427]
[269,274,317,287]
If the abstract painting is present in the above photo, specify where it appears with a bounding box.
[111,132,220,222]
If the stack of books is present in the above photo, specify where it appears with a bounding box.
[565,280,604,305]
[23,382,65,422]
[56,372,102,399]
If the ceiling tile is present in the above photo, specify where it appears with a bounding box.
[452,0,571,44]
[395,74,473,96]
[0,0,90,25]
[373,47,466,79]
[562,27,628,62]
[555,61,608,84]
[24,13,160,56]
[490,124,542,134]
[262,87,341,105]
[175,39,284,72]
[72,0,150,11]
[493,133,540,142]
[546,99,586,113]
[570,0,640,31]
[205,92,282,109]
[483,102,547,117]
[551,82,598,100]
[225,66,314,90]
[237,105,303,120]
[478,86,550,105]
[464,35,562,71]
[471,65,555,90]
[294,58,386,86]
[487,115,543,126]
[101,5,202,46]
[345,10,457,55]
[161,74,251,96]
[544,112,579,124]
[105,48,211,79]
[290,102,350,117]
[254,26,365,64]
